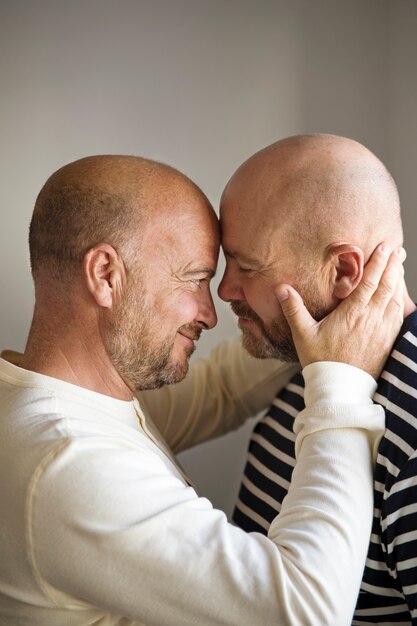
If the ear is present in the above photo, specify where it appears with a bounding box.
[329,243,364,299]
[83,244,127,309]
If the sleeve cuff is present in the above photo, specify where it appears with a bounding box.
[294,361,384,460]
[302,361,378,407]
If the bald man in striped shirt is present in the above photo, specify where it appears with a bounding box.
[218,134,417,625]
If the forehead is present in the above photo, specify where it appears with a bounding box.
[220,178,289,265]
[142,191,220,269]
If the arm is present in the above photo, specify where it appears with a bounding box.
[30,363,382,626]
[137,338,299,453]
[31,244,405,625]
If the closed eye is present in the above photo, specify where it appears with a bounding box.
[237,266,254,274]
[190,277,210,287]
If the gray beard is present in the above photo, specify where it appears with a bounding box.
[231,295,329,362]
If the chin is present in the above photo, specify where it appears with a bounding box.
[159,352,192,387]
[132,359,190,391]
[167,358,190,385]
[241,330,299,362]
[241,332,273,359]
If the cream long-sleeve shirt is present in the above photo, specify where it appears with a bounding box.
[0,340,383,626]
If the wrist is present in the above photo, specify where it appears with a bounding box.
[302,361,378,407]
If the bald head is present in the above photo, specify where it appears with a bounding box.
[30,155,212,282]
[221,134,402,261]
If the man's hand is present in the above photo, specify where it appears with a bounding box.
[276,244,406,379]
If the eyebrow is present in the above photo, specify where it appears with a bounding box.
[182,267,217,279]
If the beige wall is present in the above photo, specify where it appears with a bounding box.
[1,0,416,517]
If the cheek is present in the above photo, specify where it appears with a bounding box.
[162,291,200,328]
[244,281,282,323]
[179,294,200,321]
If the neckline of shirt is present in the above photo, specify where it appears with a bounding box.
[0,356,137,418]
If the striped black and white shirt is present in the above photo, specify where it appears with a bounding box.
[233,310,417,625]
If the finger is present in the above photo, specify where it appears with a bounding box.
[383,274,405,320]
[371,247,406,308]
[350,243,391,306]
[276,285,316,339]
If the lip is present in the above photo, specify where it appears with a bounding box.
[178,332,197,344]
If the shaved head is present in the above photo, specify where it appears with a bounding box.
[223,135,403,258]
[30,155,212,282]
[219,134,403,361]
[222,134,402,262]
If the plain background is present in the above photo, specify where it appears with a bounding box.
[1,0,416,519]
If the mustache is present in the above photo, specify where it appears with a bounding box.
[230,301,263,325]
[178,322,204,341]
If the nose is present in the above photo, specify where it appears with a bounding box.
[218,264,244,302]
[198,285,218,330]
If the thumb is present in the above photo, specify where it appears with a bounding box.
[275,285,315,339]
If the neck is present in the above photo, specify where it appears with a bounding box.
[21,311,133,401]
